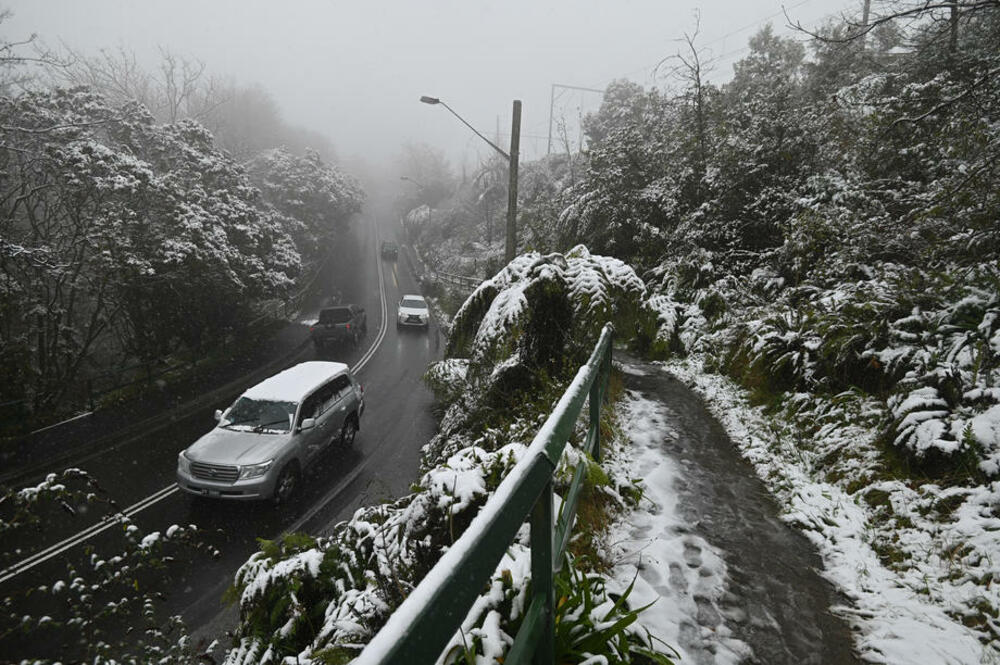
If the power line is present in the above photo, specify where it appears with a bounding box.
[704,0,818,48]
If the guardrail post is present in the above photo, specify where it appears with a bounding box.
[591,337,612,462]
[589,368,602,463]
[530,480,555,665]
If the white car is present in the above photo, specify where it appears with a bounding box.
[397,294,430,329]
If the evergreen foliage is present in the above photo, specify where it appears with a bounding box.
[560,5,1000,480]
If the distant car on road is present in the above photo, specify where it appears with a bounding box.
[397,294,429,330]
[310,304,366,349]
[381,240,399,260]
[176,361,365,504]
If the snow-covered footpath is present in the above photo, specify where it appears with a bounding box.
[605,388,751,665]
[652,357,998,665]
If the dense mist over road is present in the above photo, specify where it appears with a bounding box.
[3,0,850,170]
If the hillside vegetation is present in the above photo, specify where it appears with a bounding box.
[398,2,1000,656]
[551,4,1000,652]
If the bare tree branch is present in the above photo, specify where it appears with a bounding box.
[786,0,999,44]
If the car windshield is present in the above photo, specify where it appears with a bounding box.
[400,298,426,309]
[319,308,352,324]
[221,398,297,433]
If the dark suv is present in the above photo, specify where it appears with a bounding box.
[381,241,399,260]
[310,304,367,349]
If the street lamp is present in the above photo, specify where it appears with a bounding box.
[420,95,521,263]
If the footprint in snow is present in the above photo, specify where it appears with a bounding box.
[683,539,704,568]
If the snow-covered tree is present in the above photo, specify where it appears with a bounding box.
[0,87,304,414]
[245,147,364,264]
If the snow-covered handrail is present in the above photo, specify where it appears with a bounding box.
[355,323,614,665]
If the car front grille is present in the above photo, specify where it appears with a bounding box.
[190,461,239,483]
[406,315,423,323]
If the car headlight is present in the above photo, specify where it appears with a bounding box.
[239,459,273,480]
[177,451,192,474]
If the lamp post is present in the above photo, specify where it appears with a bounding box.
[420,95,521,263]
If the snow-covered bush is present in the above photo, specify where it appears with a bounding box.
[431,245,651,462]
[641,294,684,358]
[706,262,1000,477]
[0,468,217,664]
[879,269,1000,475]
[225,442,526,663]
[445,245,646,395]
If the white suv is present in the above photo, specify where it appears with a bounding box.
[397,294,429,330]
[177,361,364,503]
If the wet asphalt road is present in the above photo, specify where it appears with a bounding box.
[620,356,860,665]
[1,212,442,660]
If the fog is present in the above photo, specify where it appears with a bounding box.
[3,0,852,172]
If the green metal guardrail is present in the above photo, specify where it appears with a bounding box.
[356,323,614,665]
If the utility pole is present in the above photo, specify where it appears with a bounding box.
[547,84,555,155]
[505,100,521,263]
[860,0,871,48]
[949,1,959,58]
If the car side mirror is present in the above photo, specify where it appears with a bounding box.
[214,409,223,422]
[300,418,316,431]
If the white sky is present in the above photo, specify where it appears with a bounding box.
[2,0,858,171]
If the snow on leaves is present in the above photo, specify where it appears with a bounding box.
[448,245,647,387]
[245,148,364,263]
[224,441,528,664]
[881,280,1000,472]
[1,87,361,415]
[1,468,217,663]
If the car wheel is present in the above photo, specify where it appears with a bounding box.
[273,462,300,505]
[341,417,358,447]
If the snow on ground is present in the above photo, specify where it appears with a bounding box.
[605,390,751,665]
[661,356,994,665]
